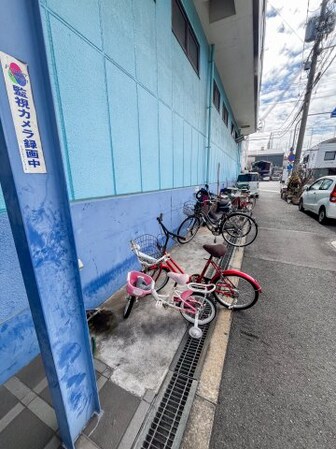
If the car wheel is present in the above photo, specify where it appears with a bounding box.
[318,207,327,224]
[298,199,305,212]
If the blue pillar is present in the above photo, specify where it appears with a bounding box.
[0,2,100,448]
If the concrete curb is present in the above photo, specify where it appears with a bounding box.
[181,246,245,449]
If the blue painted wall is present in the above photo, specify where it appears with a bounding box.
[0,0,241,383]
[0,186,195,382]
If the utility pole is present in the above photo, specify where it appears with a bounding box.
[294,0,329,167]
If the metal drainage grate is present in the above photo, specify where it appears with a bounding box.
[174,325,210,379]
[140,323,210,449]
[220,242,235,269]
[138,241,235,449]
[141,372,193,449]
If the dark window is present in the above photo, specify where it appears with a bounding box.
[213,81,220,112]
[235,130,239,140]
[231,123,235,137]
[222,103,228,126]
[324,151,336,161]
[172,0,199,73]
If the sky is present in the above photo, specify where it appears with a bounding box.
[248,0,336,154]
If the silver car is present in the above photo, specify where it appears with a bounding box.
[299,176,336,224]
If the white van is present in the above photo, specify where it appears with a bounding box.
[236,172,259,197]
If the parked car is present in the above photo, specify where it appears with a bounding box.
[271,173,281,181]
[236,172,259,197]
[299,176,336,224]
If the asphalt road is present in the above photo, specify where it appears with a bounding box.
[210,182,336,449]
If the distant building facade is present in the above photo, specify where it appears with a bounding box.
[302,138,336,178]
[247,149,285,169]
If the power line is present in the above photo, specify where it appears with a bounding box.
[299,0,311,89]
[314,48,336,85]
[295,0,330,165]
[260,92,335,106]
[268,2,304,42]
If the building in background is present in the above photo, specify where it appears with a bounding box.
[0,0,265,382]
[302,137,336,178]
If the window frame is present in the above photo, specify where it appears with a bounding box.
[222,103,228,126]
[231,123,235,138]
[213,80,220,113]
[172,0,200,75]
[324,151,336,161]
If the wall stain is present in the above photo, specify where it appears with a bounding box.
[83,255,136,299]
[58,342,81,369]
[24,202,69,268]
[67,372,86,388]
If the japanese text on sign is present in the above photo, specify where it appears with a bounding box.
[0,51,47,173]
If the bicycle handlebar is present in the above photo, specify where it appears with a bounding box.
[156,215,186,241]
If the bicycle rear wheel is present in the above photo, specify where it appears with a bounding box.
[222,213,258,247]
[213,273,259,310]
[145,266,169,292]
[180,293,216,325]
[177,216,201,244]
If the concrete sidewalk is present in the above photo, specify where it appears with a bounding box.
[1,226,234,449]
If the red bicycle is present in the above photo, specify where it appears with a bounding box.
[223,188,256,213]
[129,215,262,310]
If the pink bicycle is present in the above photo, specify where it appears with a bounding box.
[125,270,216,339]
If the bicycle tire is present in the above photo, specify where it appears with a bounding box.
[123,296,135,319]
[213,273,259,310]
[222,213,258,247]
[180,293,216,325]
[177,216,201,244]
[145,266,169,292]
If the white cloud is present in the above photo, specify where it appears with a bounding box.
[249,0,336,154]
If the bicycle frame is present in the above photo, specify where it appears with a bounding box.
[194,255,261,292]
[194,199,228,233]
[151,288,198,315]
[148,256,185,275]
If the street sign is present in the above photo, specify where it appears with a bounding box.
[287,164,293,171]
[0,51,47,173]
[288,153,295,162]
[331,108,336,118]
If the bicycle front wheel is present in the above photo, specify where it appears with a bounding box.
[180,294,216,325]
[213,273,259,310]
[145,266,169,292]
[222,213,258,247]
[177,216,201,244]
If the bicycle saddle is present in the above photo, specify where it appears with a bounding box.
[208,210,223,221]
[203,244,226,258]
[168,272,189,285]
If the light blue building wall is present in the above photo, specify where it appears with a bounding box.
[0,0,241,382]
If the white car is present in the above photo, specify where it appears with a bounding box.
[236,172,259,197]
[299,176,336,224]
